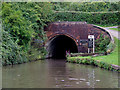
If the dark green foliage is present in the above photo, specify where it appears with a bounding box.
[54,12,119,26]
[98,61,105,68]
[2,2,54,65]
[15,2,54,39]
[81,59,88,64]
[2,3,33,47]
[52,2,71,11]
[95,34,110,53]
[2,2,31,65]
[1,30,28,66]
[106,41,115,53]
[78,59,82,64]
[52,2,120,12]
[17,2,54,60]
[53,2,120,26]
[76,58,79,64]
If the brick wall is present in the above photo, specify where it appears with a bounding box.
[44,21,111,53]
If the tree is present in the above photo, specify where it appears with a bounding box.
[2,2,54,65]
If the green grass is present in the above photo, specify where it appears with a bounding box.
[94,24,117,27]
[68,37,119,66]
[109,28,120,31]
[94,24,119,31]
[92,38,119,65]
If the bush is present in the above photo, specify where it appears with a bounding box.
[52,2,120,12]
[1,30,27,66]
[2,2,54,65]
[95,34,110,53]
[54,12,119,26]
[106,41,115,54]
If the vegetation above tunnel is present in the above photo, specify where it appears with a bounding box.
[53,2,119,26]
[52,2,120,12]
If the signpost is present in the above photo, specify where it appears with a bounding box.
[88,35,95,53]
[80,40,88,45]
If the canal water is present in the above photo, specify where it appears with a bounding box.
[2,59,119,88]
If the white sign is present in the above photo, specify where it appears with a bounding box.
[88,35,95,53]
[88,35,94,39]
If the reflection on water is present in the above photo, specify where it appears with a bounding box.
[2,59,119,88]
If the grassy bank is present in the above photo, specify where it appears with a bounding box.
[109,28,119,32]
[93,37,119,65]
[67,37,119,71]
[94,24,119,31]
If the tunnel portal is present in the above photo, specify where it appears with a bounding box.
[45,22,112,59]
[47,35,78,59]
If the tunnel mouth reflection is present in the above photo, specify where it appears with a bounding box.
[48,35,78,59]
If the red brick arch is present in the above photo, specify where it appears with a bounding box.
[44,21,111,53]
[48,33,78,46]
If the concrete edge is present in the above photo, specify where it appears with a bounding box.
[92,24,114,43]
[111,64,120,70]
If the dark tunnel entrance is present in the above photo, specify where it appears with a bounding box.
[47,35,78,59]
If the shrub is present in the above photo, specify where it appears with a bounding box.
[52,2,120,12]
[79,59,82,64]
[54,12,119,26]
[95,34,110,53]
[2,2,54,65]
[106,42,115,54]
[76,58,80,64]
[1,30,27,66]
